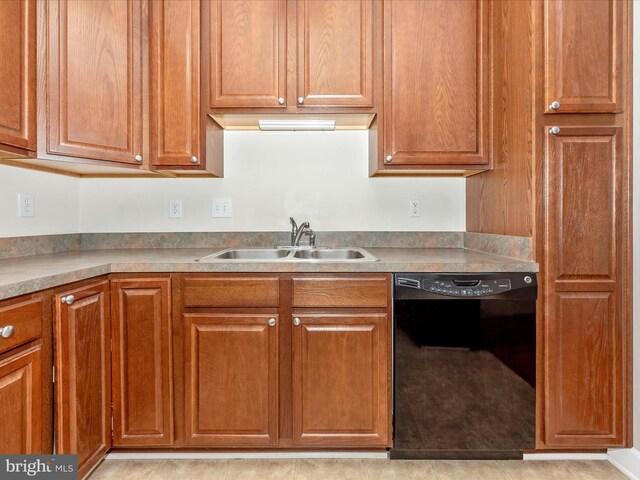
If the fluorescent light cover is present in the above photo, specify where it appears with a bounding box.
[258,119,336,131]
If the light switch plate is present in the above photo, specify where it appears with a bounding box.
[18,194,34,217]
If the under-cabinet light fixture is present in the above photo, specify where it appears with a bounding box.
[257,119,336,131]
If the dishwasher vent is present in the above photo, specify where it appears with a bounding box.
[396,277,421,289]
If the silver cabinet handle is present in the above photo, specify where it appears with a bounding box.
[61,295,75,305]
[549,126,561,135]
[297,97,304,105]
[385,155,393,163]
[268,318,276,327]
[278,97,285,105]
[190,156,198,163]
[293,317,301,326]
[0,326,14,339]
[134,154,143,162]
[549,101,560,110]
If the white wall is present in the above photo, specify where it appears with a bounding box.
[0,164,79,237]
[78,131,466,232]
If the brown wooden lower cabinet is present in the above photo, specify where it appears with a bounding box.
[111,278,173,446]
[291,313,389,447]
[0,346,42,453]
[54,281,111,479]
[184,313,279,446]
[543,126,628,447]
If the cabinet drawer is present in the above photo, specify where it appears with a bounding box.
[0,298,42,354]
[184,277,280,308]
[292,277,388,308]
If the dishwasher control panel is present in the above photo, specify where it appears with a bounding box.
[423,279,512,297]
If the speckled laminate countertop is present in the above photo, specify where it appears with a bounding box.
[0,247,538,300]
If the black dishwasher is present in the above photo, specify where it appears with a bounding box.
[392,273,537,460]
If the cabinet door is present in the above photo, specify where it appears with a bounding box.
[0,346,42,453]
[47,0,143,164]
[544,126,627,447]
[544,0,623,113]
[111,278,172,446]
[292,313,389,446]
[184,314,279,446]
[0,0,36,151]
[296,0,373,108]
[55,282,111,478]
[150,0,202,167]
[383,0,489,166]
[209,0,287,108]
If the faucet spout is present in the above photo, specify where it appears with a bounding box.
[293,222,310,246]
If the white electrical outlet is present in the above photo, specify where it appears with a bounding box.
[409,199,421,217]
[169,200,182,218]
[18,194,34,217]
[212,198,232,218]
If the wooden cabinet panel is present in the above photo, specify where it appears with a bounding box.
[54,281,111,478]
[291,313,389,446]
[209,0,287,108]
[47,0,143,164]
[383,0,489,166]
[0,0,36,151]
[150,0,201,167]
[111,278,173,446]
[544,126,626,447]
[544,0,623,113]
[0,346,42,453]
[0,298,42,355]
[292,277,388,308]
[296,0,373,107]
[184,276,280,308]
[184,314,279,446]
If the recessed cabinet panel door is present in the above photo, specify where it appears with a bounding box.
[150,0,201,167]
[184,314,279,446]
[111,279,173,446]
[297,0,373,107]
[383,0,489,165]
[0,0,36,150]
[209,0,287,108]
[54,282,111,478]
[47,0,143,163]
[544,0,623,113]
[0,346,42,453]
[292,313,389,447]
[544,127,625,447]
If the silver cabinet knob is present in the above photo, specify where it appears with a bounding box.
[297,97,304,105]
[549,126,561,135]
[0,326,14,339]
[134,154,143,162]
[61,295,75,305]
[549,101,560,110]
[293,317,301,326]
[268,318,276,327]
[385,155,393,163]
[278,97,285,105]
[190,156,198,164]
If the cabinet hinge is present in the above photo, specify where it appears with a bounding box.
[111,404,114,438]
[52,366,55,383]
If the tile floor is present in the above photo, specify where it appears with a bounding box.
[88,459,630,480]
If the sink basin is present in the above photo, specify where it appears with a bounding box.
[195,247,377,262]
[293,249,366,260]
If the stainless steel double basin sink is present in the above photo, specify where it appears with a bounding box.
[195,247,378,262]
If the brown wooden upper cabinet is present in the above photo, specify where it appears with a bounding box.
[46,0,143,165]
[378,0,489,172]
[0,0,36,155]
[207,0,374,110]
[543,126,627,448]
[544,0,624,114]
[150,0,206,170]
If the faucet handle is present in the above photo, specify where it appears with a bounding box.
[289,217,297,230]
